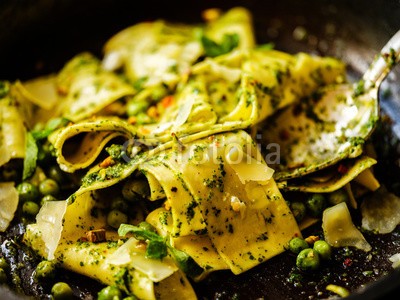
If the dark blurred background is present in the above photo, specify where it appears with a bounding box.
[1,0,399,80]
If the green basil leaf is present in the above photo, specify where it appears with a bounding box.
[118,224,163,242]
[167,244,203,278]
[22,132,38,180]
[146,240,168,260]
[31,117,70,140]
[201,33,240,57]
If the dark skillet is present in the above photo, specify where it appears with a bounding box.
[1,0,400,299]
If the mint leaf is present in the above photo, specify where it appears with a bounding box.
[22,132,38,180]
[118,224,167,260]
[256,43,275,50]
[147,240,168,260]
[118,223,203,276]
[31,117,69,140]
[118,223,163,242]
[167,244,203,278]
[201,33,240,57]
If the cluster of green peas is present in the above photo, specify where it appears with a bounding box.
[32,260,73,299]
[97,285,136,300]
[33,255,138,299]
[290,189,348,222]
[1,257,75,300]
[106,178,151,229]
[289,237,332,271]
[16,166,64,218]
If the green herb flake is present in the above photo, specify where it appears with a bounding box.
[201,33,240,57]
[22,132,38,180]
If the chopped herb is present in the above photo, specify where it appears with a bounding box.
[201,33,240,57]
[256,43,275,50]
[22,132,38,180]
[106,144,125,161]
[118,223,168,260]
[353,80,366,97]
[31,117,70,140]
[118,224,203,278]
[0,81,10,98]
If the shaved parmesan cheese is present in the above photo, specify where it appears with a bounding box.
[102,51,124,71]
[361,186,400,234]
[226,145,274,184]
[173,95,195,128]
[106,237,178,282]
[14,75,58,110]
[354,168,380,191]
[0,182,19,232]
[322,202,371,252]
[389,253,400,269]
[28,200,68,260]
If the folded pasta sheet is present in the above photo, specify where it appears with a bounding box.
[138,130,300,274]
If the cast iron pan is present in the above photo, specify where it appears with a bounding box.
[1,0,400,299]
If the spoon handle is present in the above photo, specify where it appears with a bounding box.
[362,29,400,89]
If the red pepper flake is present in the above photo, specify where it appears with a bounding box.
[338,164,349,174]
[161,95,174,108]
[127,116,137,124]
[338,164,348,174]
[99,156,115,168]
[279,129,290,141]
[343,258,353,267]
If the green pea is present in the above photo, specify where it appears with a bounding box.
[111,197,129,214]
[313,240,332,260]
[16,182,40,202]
[37,142,55,165]
[296,248,320,271]
[289,237,309,254]
[22,201,40,216]
[328,189,349,206]
[0,257,9,270]
[127,99,149,117]
[305,193,327,217]
[98,285,122,300]
[0,268,7,284]
[122,179,150,202]
[39,178,60,196]
[40,195,58,206]
[35,260,55,279]
[47,165,65,183]
[107,210,128,229]
[32,122,45,132]
[290,202,306,222]
[151,85,168,102]
[135,112,152,124]
[51,282,73,300]
[123,297,137,300]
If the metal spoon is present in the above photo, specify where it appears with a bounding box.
[262,29,400,181]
